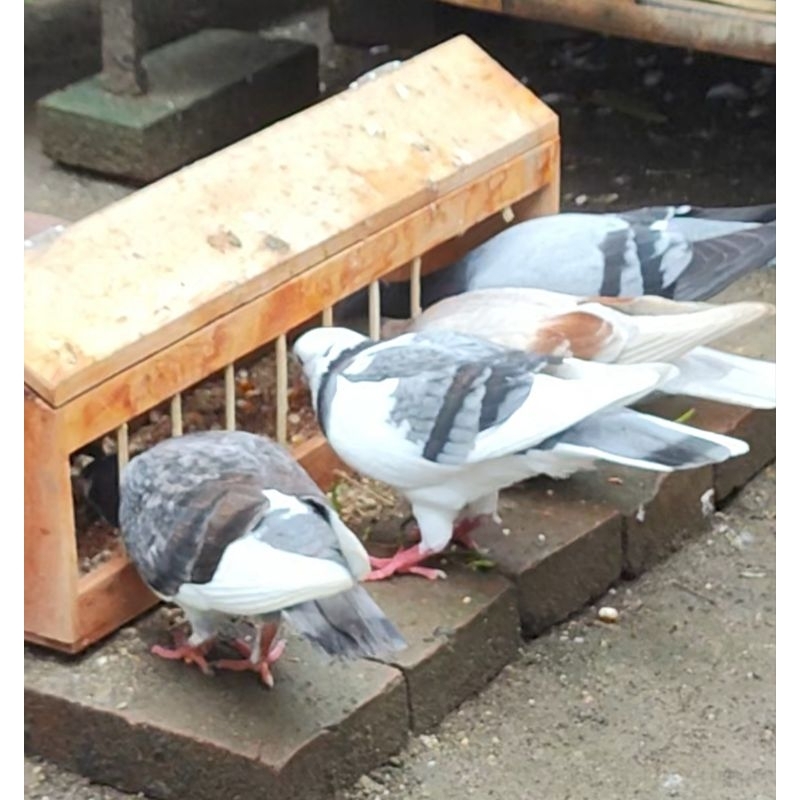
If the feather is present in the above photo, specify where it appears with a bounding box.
[108,430,404,677]
[336,203,776,321]
[386,287,774,410]
[294,327,748,578]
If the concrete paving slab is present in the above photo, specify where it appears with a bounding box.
[475,479,624,637]
[25,609,408,800]
[37,30,319,181]
[366,567,520,733]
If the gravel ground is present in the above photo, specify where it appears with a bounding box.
[24,3,775,798]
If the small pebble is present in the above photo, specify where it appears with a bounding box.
[501,527,511,536]
[462,596,472,605]
[574,193,588,206]
[420,734,439,749]
[662,772,683,796]
[537,534,547,544]
[358,775,383,793]
[573,636,585,644]
[598,607,619,624]
[460,736,470,747]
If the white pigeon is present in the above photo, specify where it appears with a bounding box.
[293,327,749,581]
[381,288,776,409]
[110,430,405,686]
[334,203,776,321]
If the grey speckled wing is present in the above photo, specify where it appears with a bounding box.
[119,431,341,596]
[342,331,554,464]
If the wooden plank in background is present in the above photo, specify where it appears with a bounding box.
[441,0,775,63]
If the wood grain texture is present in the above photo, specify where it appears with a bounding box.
[24,392,79,645]
[25,35,558,405]
[75,555,158,652]
[54,140,559,452]
[441,0,775,63]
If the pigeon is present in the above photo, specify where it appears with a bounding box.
[84,430,405,685]
[293,327,749,581]
[334,203,776,320]
[381,288,776,409]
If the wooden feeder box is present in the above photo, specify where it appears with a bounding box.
[24,35,560,654]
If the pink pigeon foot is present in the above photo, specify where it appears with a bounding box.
[451,517,483,550]
[211,623,287,687]
[151,629,214,676]
[366,544,446,581]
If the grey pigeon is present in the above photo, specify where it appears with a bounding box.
[115,430,405,686]
[293,327,749,581]
[335,203,776,320]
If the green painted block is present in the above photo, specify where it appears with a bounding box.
[37,29,319,182]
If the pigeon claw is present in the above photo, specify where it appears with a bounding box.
[211,624,287,688]
[150,634,215,677]
[365,545,447,581]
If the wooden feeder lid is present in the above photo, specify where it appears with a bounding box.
[24,35,558,408]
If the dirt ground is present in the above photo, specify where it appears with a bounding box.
[24,3,775,799]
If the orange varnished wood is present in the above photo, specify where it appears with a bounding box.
[24,392,79,644]
[294,435,349,492]
[76,555,158,651]
[57,141,559,453]
[24,36,561,653]
[383,138,559,283]
[25,36,558,407]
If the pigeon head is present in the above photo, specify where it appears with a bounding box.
[79,453,121,528]
[292,327,369,401]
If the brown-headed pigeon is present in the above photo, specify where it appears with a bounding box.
[381,288,775,409]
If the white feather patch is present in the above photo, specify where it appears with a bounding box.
[174,536,356,616]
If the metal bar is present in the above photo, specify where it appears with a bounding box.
[322,307,334,326]
[275,334,288,445]
[170,394,183,437]
[224,363,236,431]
